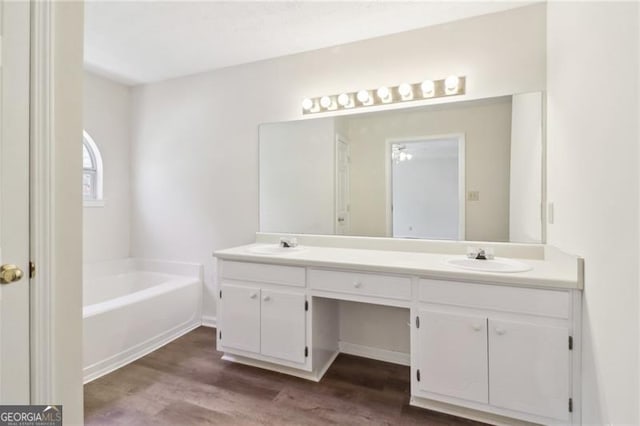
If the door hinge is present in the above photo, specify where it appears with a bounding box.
[569,398,573,413]
[305,346,308,357]
[219,290,222,299]
[416,369,421,382]
[569,336,573,350]
[305,300,309,311]
[219,330,222,340]
[29,261,36,279]
[415,316,420,328]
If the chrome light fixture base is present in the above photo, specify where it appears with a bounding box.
[301,76,466,115]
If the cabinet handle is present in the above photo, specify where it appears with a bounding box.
[472,324,483,332]
[249,293,258,299]
[263,295,271,302]
[495,327,506,335]
[353,281,362,288]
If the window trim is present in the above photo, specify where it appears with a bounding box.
[83,130,104,205]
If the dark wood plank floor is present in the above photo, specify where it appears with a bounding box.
[85,327,487,425]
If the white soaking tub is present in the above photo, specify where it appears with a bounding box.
[83,259,203,383]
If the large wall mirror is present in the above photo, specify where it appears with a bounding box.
[259,92,544,243]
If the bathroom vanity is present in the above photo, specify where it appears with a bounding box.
[218,87,577,425]
[214,235,583,426]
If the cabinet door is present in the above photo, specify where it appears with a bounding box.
[489,319,569,421]
[417,310,488,403]
[219,283,261,353]
[260,289,306,364]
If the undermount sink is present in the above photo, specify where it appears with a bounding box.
[246,244,306,255]
[445,256,532,273]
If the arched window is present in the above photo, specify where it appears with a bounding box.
[83,131,103,204]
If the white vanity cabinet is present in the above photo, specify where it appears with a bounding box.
[218,261,309,368]
[218,283,261,353]
[415,310,489,404]
[214,246,583,426]
[260,289,306,363]
[413,278,577,424]
[488,319,570,421]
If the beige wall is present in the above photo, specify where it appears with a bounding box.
[348,97,512,242]
[83,71,132,263]
[339,302,410,353]
[51,2,84,423]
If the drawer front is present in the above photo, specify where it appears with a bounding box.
[419,279,569,319]
[309,269,411,300]
[221,260,305,287]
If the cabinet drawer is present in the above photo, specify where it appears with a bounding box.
[309,269,411,300]
[419,279,569,319]
[221,260,305,287]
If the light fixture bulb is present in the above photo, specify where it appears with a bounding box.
[337,93,350,107]
[356,90,370,104]
[398,83,413,100]
[320,96,332,109]
[445,75,460,93]
[302,98,313,111]
[377,86,391,102]
[421,80,435,97]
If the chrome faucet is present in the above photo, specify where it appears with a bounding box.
[467,247,494,260]
[279,237,298,248]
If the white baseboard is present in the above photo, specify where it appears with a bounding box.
[338,341,410,366]
[201,315,217,328]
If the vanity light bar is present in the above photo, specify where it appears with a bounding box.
[301,76,466,115]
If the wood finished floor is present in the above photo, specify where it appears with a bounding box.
[84,327,487,425]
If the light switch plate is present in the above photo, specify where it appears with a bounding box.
[467,191,480,202]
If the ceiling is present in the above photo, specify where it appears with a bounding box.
[84,1,535,86]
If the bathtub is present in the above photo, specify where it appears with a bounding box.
[83,259,203,383]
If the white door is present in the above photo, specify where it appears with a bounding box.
[219,284,261,354]
[335,136,350,235]
[416,310,488,403]
[390,136,465,240]
[488,319,570,421]
[0,1,31,404]
[260,289,306,364]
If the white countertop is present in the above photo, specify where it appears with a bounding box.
[214,243,583,290]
